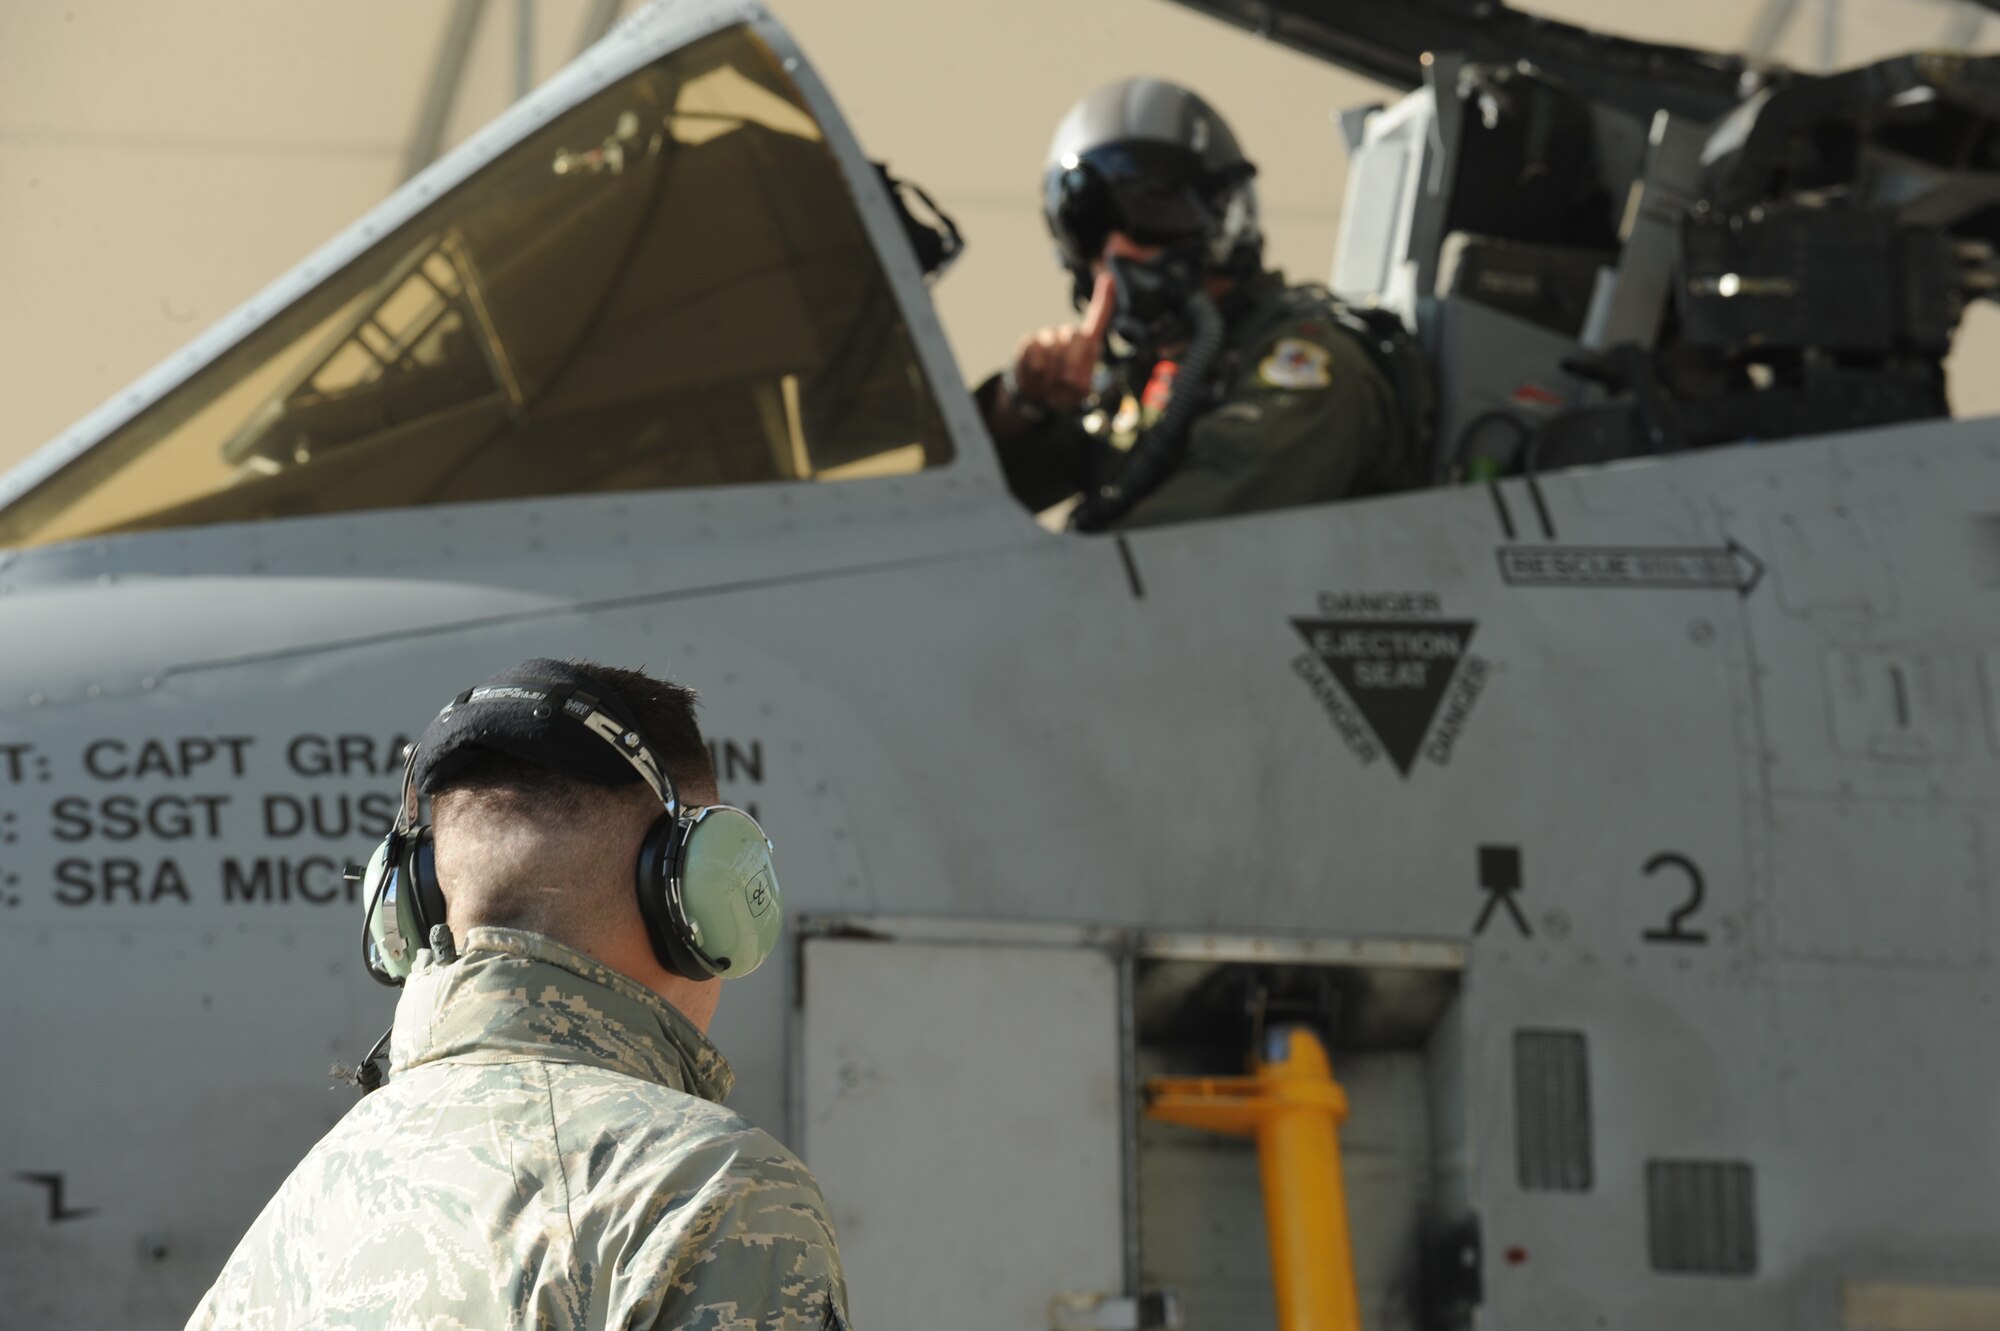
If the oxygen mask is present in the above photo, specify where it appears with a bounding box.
[1104,247,1206,354]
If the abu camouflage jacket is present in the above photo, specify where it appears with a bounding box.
[186,928,849,1331]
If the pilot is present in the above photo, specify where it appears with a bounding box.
[976,78,1425,531]
[185,659,850,1330]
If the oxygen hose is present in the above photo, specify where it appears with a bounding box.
[1068,290,1226,532]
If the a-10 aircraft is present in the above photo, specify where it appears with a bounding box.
[5,0,2000,1327]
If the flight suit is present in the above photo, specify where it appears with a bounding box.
[983,271,1413,529]
[186,928,849,1331]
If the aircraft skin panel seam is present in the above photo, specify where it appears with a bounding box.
[1718,492,1784,970]
[147,544,1035,683]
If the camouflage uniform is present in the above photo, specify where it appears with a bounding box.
[983,271,1413,529]
[186,928,849,1330]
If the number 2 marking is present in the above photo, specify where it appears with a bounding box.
[1642,852,1708,945]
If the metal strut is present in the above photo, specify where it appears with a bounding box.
[1145,1025,1362,1331]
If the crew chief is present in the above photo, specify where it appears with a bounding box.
[186,658,849,1330]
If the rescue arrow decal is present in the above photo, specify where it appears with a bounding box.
[16,1172,96,1224]
[1496,540,1764,596]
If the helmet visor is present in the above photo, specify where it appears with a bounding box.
[1045,141,1239,266]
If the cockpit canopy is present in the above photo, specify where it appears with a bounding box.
[0,24,953,550]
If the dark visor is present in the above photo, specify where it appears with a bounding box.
[1046,141,1249,264]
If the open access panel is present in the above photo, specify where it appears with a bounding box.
[792,918,1472,1331]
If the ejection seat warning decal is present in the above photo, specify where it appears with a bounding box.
[1290,592,1490,777]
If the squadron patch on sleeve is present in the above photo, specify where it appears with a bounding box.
[1258,338,1334,390]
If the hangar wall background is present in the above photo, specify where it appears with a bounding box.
[2,0,1995,475]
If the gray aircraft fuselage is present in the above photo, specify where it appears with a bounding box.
[2,3,1996,1329]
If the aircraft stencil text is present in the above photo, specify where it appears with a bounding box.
[52,794,232,842]
[55,857,192,906]
[223,856,356,905]
[0,743,50,785]
[263,793,397,840]
[285,734,412,778]
[1426,657,1491,766]
[1309,628,1466,661]
[1290,653,1380,763]
[83,737,255,781]
[13,731,773,909]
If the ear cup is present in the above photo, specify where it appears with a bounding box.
[404,829,445,944]
[634,808,782,979]
[361,831,415,984]
[361,826,442,986]
[634,813,715,979]
[675,807,782,978]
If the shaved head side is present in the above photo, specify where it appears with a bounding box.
[427,660,717,954]
[432,760,659,942]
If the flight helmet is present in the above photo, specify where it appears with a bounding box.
[1042,78,1263,305]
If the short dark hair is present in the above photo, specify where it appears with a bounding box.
[431,660,714,820]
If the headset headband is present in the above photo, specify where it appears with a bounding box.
[433,682,679,815]
[395,740,421,834]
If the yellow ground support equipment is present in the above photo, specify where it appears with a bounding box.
[1144,1024,1361,1331]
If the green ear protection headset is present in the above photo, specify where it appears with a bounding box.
[359,683,782,986]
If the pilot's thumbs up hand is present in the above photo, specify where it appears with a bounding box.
[1006,271,1117,418]
[1010,326,1092,416]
